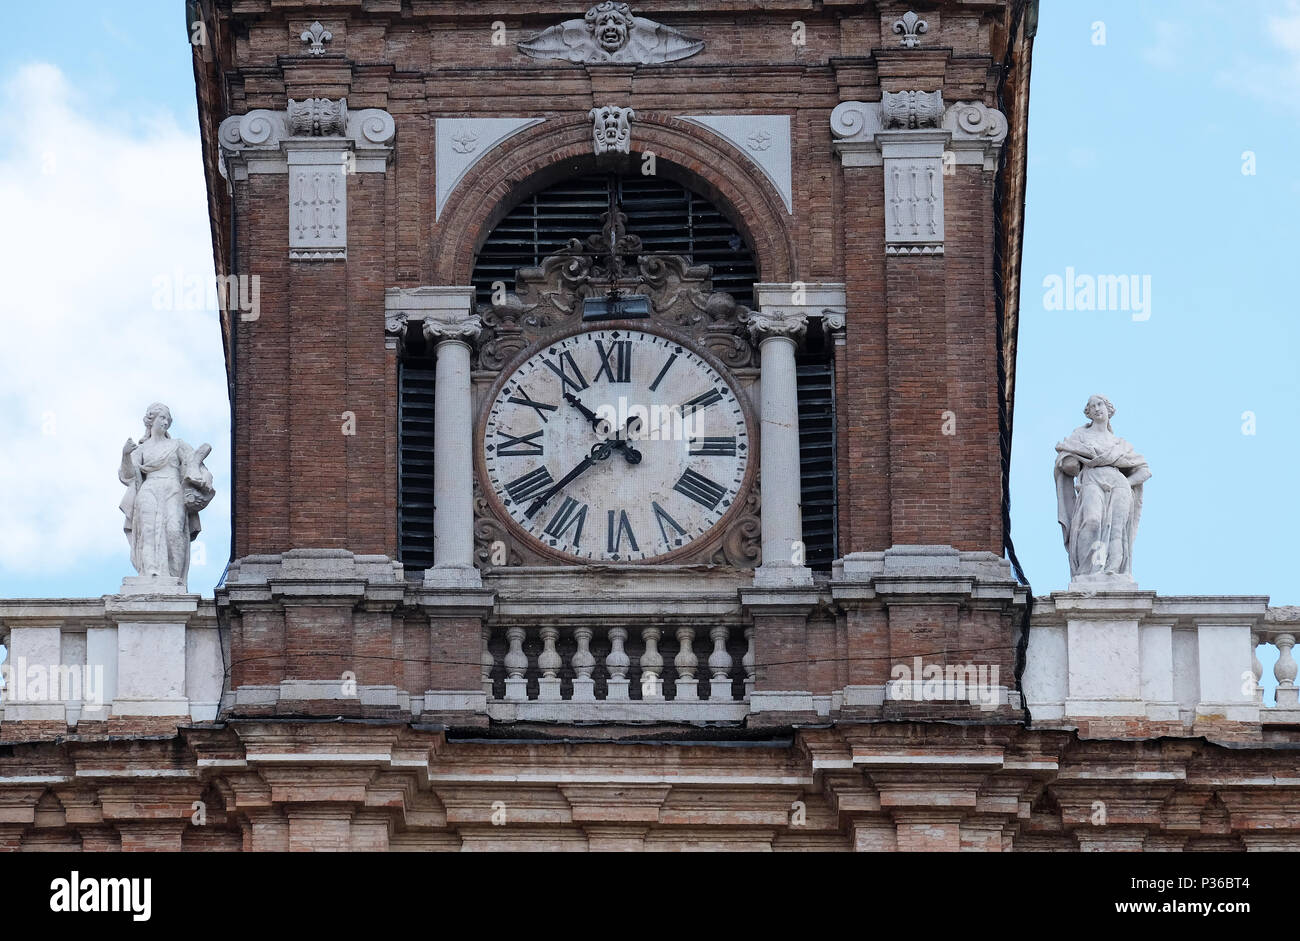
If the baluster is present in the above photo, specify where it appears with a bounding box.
[708,625,734,701]
[538,626,562,701]
[504,626,528,701]
[572,626,596,701]
[481,625,496,700]
[743,626,755,700]
[606,627,630,701]
[640,627,663,699]
[674,627,698,701]
[1275,634,1298,707]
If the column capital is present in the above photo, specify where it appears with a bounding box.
[747,308,807,344]
[751,282,846,342]
[830,96,1005,169]
[384,286,482,348]
[218,98,396,179]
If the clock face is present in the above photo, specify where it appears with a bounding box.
[480,325,753,563]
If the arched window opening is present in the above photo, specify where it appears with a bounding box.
[398,171,836,572]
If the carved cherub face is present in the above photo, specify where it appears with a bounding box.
[586,2,633,52]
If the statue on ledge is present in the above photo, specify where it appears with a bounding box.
[1054,394,1151,588]
[118,403,215,592]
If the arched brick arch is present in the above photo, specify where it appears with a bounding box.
[431,112,796,286]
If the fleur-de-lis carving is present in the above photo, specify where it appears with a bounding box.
[892,10,928,48]
[301,21,333,56]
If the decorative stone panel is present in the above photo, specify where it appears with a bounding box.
[830,97,1008,255]
[678,115,793,213]
[435,118,544,219]
[218,99,396,260]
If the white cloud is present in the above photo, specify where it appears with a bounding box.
[0,63,229,580]
[1214,2,1300,109]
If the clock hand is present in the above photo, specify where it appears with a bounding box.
[563,391,604,430]
[563,391,643,465]
[525,441,614,519]
[614,416,642,464]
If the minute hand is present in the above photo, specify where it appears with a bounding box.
[525,442,612,519]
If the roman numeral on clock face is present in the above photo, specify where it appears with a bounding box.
[648,352,678,392]
[680,388,723,418]
[504,466,554,504]
[507,389,557,423]
[652,501,687,545]
[674,468,727,510]
[607,509,639,554]
[688,436,737,456]
[543,497,587,546]
[594,339,632,383]
[543,350,589,393]
[496,429,544,457]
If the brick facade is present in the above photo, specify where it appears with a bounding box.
[2,0,1296,854]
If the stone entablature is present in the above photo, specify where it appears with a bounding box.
[4,720,1300,851]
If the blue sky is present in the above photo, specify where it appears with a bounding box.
[0,1,1295,608]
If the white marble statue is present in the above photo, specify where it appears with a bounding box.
[118,403,215,591]
[1054,394,1151,587]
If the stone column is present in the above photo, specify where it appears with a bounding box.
[385,286,483,589]
[749,288,814,588]
[429,332,475,578]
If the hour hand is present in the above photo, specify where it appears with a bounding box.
[563,392,604,431]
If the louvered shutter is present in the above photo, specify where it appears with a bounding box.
[796,357,837,570]
[397,360,437,571]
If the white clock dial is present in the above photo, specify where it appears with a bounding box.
[481,327,752,562]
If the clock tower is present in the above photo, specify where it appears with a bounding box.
[190,0,1043,848]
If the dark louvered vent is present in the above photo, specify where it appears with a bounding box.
[471,173,759,307]
[797,352,837,571]
[398,359,437,572]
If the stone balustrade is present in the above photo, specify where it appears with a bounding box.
[1023,593,1276,735]
[483,622,753,722]
[2,582,1293,738]
[0,598,223,728]
[1252,606,1300,721]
